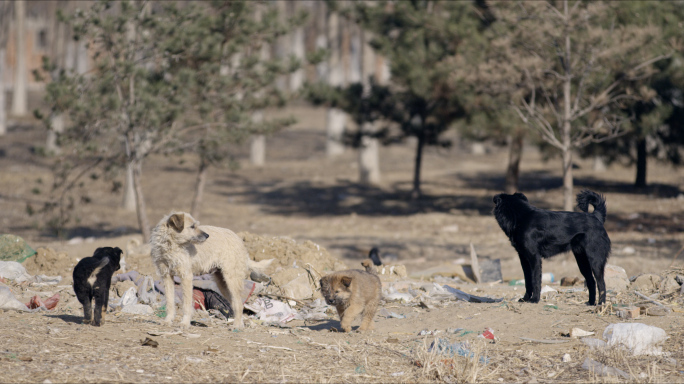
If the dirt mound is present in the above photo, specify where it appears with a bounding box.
[240,232,348,287]
[22,247,76,280]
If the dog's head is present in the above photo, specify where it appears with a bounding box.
[166,212,210,245]
[319,273,353,306]
[492,192,529,238]
[92,246,123,271]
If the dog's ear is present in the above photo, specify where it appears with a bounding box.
[168,213,185,232]
[513,192,528,201]
[114,247,123,256]
[493,195,502,205]
[341,276,353,287]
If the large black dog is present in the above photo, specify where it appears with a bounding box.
[72,247,122,326]
[493,190,611,305]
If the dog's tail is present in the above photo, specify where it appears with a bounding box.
[576,190,607,224]
[247,258,274,283]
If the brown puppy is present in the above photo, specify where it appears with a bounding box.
[320,269,381,332]
[360,259,377,274]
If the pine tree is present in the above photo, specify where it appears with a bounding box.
[578,1,684,188]
[460,0,667,210]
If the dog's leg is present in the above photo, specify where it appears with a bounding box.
[340,302,363,332]
[572,236,598,305]
[179,274,194,328]
[162,274,176,324]
[359,299,379,331]
[215,271,245,329]
[82,296,93,325]
[526,253,543,303]
[93,287,104,326]
[517,253,534,302]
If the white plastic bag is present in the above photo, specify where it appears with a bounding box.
[603,323,668,356]
[0,261,32,282]
[245,297,296,324]
[0,286,29,311]
[110,286,138,309]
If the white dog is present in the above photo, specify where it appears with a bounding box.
[150,212,255,328]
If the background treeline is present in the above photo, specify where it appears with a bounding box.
[1,0,683,238]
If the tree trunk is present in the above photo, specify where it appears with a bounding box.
[121,163,136,211]
[274,0,289,91]
[635,136,647,188]
[505,130,524,194]
[357,29,380,185]
[0,48,6,135]
[411,130,425,199]
[326,108,346,157]
[131,159,151,243]
[250,135,266,166]
[250,110,266,166]
[11,0,27,117]
[46,113,64,154]
[561,0,573,212]
[358,129,380,185]
[326,10,345,157]
[190,158,208,219]
[289,1,305,92]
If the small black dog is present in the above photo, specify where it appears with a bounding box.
[72,247,122,326]
[493,190,611,305]
[368,247,382,266]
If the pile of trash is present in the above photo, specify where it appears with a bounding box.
[0,260,63,312]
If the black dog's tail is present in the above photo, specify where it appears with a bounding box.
[576,190,607,224]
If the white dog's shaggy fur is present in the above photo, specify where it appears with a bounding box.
[150,212,252,328]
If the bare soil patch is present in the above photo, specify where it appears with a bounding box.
[1,106,684,383]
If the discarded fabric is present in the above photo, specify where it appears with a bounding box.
[442,285,503,303]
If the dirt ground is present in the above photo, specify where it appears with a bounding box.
[1,105,684,383]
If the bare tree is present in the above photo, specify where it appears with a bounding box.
[471,0,667,210]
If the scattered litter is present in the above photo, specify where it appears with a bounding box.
[562,353,572,362]
[540,285,557,296]
[245,297,296,324]
[0,286,30,311]
[391,371,405,377]
[26,293,60,310]
[442,285,503,303]
[295,298,330,321]
[0,234,36,262]
[616,305,640,319]
[141,338,158,348]
[603,323,668,356]
[581,338,607,349]
[0,261,33,282]
[562,328,594,338]
[520,337,569,344]
[191,321,208,327]
[581,358,630,379]
[418,329,440,336]
[121,303,154,316]
[479,328,495,340]
[185,356,204,363]
[110,287,138,309]
[384,291,414,303]
[428,339,489,364]
[379,308,406,319]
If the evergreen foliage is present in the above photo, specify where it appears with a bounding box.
[36,1,302,239]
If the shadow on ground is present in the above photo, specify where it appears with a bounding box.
[226,179,494,217]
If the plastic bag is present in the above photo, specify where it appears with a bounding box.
[603,323,668,356]
[110,286,138,309]
[0,286,29,311]
[0,234,36,263]
[245,297,296,324]
[0,261,33,282]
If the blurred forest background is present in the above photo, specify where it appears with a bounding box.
[1,0,683,242]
